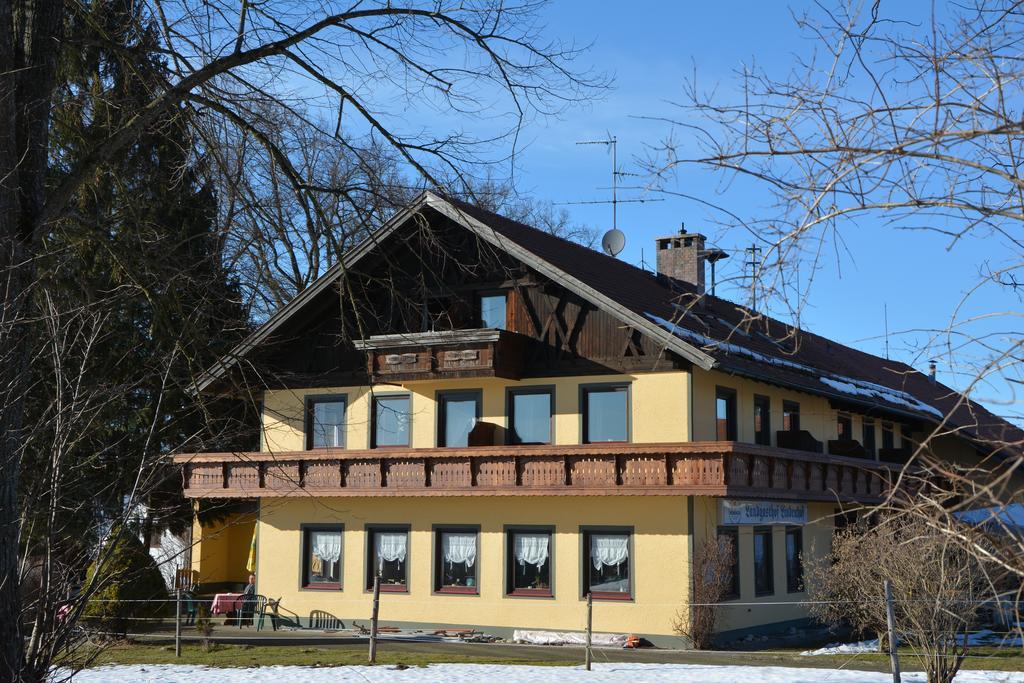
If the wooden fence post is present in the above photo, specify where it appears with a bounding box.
[585,592,593,671]
[369,573,381,664]
[884,579,901,683]
[174,588,182,658]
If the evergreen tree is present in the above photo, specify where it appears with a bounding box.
[19,0,252,616]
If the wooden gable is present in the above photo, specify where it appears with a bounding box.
[236,207,686,391]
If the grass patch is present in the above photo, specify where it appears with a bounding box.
[77,643,571,669]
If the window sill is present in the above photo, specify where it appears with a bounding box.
[435,586,479,595]
[370,584,408,593]
[301,583,341,590]
[754,591,774,598]
[507,589,553,598]
[588,591,632,601]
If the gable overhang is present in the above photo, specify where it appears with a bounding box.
[192,196,434,393]
[194,192,715,394]
[422,193,716,370]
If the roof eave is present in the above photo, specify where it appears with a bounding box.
[422,193,717,371]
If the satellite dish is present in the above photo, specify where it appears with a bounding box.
[602,228,626,257]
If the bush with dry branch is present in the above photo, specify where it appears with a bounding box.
[806,517,990,683]
[673,534,735,649]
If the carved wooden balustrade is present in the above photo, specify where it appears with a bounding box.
[173,442,894,503]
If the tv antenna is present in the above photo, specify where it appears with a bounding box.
[571,135,662,258]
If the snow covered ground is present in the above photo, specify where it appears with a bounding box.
[802,631,1024,656]
[53,663,1024,682]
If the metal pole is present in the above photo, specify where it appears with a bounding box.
[884,579,901,683]
[585,592,593,671]
[369,573,381,665]
[174,588,182,658]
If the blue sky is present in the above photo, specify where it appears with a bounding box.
[483,1,1023,425]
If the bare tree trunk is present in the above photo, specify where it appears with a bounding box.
[0,1,66,679]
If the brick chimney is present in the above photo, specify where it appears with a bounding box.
[656,233,706,293]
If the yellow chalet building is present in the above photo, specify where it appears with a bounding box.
[175,191,1022,645]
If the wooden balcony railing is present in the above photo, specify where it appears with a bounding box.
[776,430,823,454]
[172,442,894,503]
[352,329,526,381]
[828,439,868,459]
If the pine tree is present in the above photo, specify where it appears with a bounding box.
[19,1,252,655]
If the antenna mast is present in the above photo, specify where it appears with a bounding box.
[577,136,618,230]
[884,302,890,360]
[744,244,762,312]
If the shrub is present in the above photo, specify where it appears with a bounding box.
[81,530,170,636]
[806,517,988,683]
[673,535,735,649]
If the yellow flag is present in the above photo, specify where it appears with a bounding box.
[245,526,257,573]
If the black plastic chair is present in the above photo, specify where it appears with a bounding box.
[238,594,268,630]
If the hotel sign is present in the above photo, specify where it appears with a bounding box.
[720,500,808,526]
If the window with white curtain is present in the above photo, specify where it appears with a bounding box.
[435,528,478,593]
[583,530,631,598]
[367,527,409,590]
[506,529,553,596]
[302,526,342,588]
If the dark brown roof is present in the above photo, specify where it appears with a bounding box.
[445,197,1023,454]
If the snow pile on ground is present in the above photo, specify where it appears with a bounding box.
[512,629,628,646]
[803,630,1024,655]
[801,639,881,656]
[51,663,1024,682]
[966,629,1024,647]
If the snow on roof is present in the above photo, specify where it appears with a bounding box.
[819,377,943,419]
[646,312,944,420]
[645,313,808,373]
[956,504,1024,531]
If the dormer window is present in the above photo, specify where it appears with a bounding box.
[479,293,507,329]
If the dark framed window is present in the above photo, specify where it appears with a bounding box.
[783,401,800,432]
[715,387,737,441]
[881,422,895,450]
[306,396,346,449]
[753,526,774,596]
[506,528,553,597]
[837,413,852,441]
[717,526,740,599]
[832,508,858,551]
[785,527,803,593]
[582,528,631,600]
[366,526,409,592]
[479,292,507,329]
[301,525,343,589]
[437,391,480,447]
[434,527,479,594]
[507,387,553,445]
[582,384,629,443]
[753,395,771,446]
[372,395,410,448]
[862,419,876,458]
